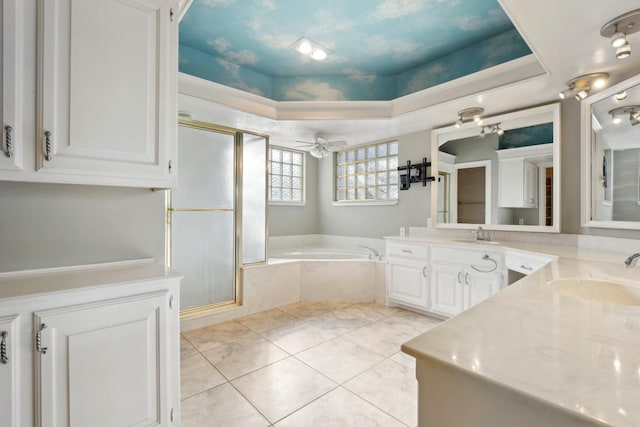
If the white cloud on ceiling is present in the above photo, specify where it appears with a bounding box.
[259,0,276,11]
[248,18,296,50]
[344,68,377,83]
[215,58,265,96]
[403,62,445,94]
[310,10,356,35]
[283,81,346,101]
[455,8,505,32]
[200,0,236,7]
[208,37,258,65]
[369,0,425,21]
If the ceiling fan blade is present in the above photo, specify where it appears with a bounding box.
[294,140,314,145]
[295,145,314,149]
[326,141,347,149]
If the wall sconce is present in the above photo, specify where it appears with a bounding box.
[609,105,640,126]
[601,9,640,60]
[290,37,332,61]
[455,107,484,128]
[558,72,609,100]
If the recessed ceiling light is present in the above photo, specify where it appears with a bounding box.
[290,37,332,61]
[298,40,312,55]
[310,49,327,61]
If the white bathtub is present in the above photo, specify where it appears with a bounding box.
[270,248,373,260]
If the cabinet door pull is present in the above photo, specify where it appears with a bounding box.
[3,125,13,158]
[36,323,48,354]
[520,264,533,271]
[0,331,8,364]
[465,272,470,285]
[422,266,428,277]
[401,249,413,254]
[457,271,462,284]
[44,131,52,161]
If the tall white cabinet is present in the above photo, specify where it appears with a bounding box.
[1,0,179,188]
[1,0,24,173]
[0,260,181,427]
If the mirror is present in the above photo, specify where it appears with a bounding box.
[582,73,640,230]
[431,103,561,232]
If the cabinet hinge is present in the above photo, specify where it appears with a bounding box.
[170,8,175,21]
[169,295,174,309]
[168,160,173,174]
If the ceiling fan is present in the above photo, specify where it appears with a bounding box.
[295,135,347,159]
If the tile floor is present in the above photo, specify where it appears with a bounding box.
[180,302,442,426]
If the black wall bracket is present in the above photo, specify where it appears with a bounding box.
[398,157,435,190]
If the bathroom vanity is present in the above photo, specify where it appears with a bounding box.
[0,260,181,427]
[395,235,640,427]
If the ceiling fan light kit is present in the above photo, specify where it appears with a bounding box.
[296,135,347,159]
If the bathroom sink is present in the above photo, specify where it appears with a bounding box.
[453,239,501,245]
[548,278,640,306]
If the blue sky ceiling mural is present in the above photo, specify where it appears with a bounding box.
[179,0,532,101]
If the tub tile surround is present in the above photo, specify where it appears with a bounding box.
[180,302,441,426]
[399,231,640,426]
[181,236,386,332]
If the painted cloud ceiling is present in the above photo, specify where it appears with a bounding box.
[179,0,532,101]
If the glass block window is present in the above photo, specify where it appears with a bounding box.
[336,140,399,202]
[268,147,304,203]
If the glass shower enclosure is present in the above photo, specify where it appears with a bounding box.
[170,121,267,313]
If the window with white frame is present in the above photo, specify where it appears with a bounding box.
[335,140,399,202]
[268,147,305,203]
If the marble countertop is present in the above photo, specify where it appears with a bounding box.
[398,235,640,427]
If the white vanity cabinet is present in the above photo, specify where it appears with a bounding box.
[0,0,178,188]
[498,157,538,208]
[0,313,19,427]
[430,246,504,317]
[1,0,24,174]
[0,261,181,427]
[386,242,430,310]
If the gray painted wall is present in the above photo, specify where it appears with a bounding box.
[0,182,166,272]
[268,155,320,236]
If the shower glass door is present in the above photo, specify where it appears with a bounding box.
[171,123,237,311]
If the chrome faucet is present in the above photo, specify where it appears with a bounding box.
[358,245,380,259]
[474,226,486,241]
[624,253,640,268]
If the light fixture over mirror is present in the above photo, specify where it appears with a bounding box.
[600,9,640,60]
[432,103,561,233]
[582,72,640,229]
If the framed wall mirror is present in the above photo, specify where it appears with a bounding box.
[431,103,561,233]
[582,73,640,230]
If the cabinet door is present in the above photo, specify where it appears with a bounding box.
[465,271,502,309]
[34,290,174,427]
[430,263,464,317]
[0,314,19,427]
[523,160,538,208]
[37,0,177,188]
[387,258,429,309]
[498,158,525,208]
[0,0,24,173]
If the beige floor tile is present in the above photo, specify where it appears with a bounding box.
[181,383,269,427]
[386,310,442,333]
[183,320,257,352]
[321,301,353,309]
[296,337,386,383]
[180,335,198,359]
[275,386,406,427]
[341,303,400,321]
[344,359,418,426]
[261,321,339,354]
[304,309,371,335]
[232,357,337,423]
[279,301,335,319]
[180,352,226,400]
[237,308,299,333]
[202,334,289,380]
[340,320,424,357]
[389,351,416,369]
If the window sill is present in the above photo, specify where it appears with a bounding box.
[332,200,398,207]
[269,201,307,207]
